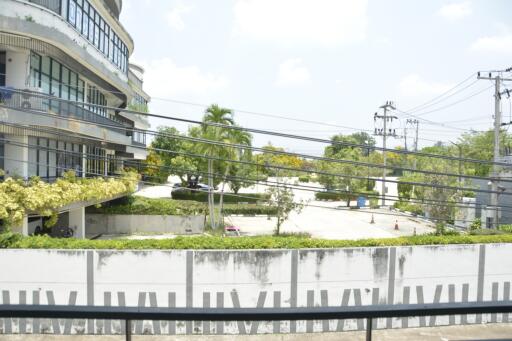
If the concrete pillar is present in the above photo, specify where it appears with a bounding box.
[69,207,85,239]
[5,50,29,88]
[11,216,28,235]
[4,135,28,179]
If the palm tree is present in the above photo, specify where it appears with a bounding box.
[198,104,235,229]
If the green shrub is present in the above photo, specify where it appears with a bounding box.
[315,191,344,201]
[89,196,276,217]
[3,233,512,250]
[470,219,482,231]
[298,175,310,183]
[469,228,505,235]
[393,200,424,216]
[171,190,269,203]
[499,224,512,233]
[89,196,206,215]
[222,205,278,216]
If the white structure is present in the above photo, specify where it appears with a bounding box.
[0,243,508,335]
[0,0,150,236]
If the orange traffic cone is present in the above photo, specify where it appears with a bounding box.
[370,214,375,224]
[394,220,399,230]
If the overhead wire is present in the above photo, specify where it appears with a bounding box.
[2,88,511,167]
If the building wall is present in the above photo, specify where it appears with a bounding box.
[5,50,29,88]
[85,214,205,235]
[0,243,509,335]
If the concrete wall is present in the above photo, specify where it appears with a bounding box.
[85,214,205,235]
[0,244,511,335]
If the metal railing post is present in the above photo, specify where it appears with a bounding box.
[366,317,372,341]
[125,319,131,341]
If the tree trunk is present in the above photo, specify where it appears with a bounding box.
[218,165,230,227]
[207,159,215,229]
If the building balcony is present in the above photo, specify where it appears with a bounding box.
[0,0,132,96]
[27,0,61,14]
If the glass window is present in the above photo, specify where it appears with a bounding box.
[49,140,57,178]
[28,137,37,177]
[82,11,89,37]
[38,138,48,178]
[68,0,76,26]
[41,56,50,75]
[41,74,50,94]
[76,6,82,32]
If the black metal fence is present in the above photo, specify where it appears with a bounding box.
[0,88,128,134]
[1,301,511,341]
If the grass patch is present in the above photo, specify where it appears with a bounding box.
[2,232,512,250]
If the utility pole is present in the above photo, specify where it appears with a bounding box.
[406,119,420,169]
[374,101,397,207]
[477,71,512,228]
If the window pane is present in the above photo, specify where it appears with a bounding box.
[51,60,60,79]
[68,1,76,25]
[76,7,82,32]
[39,138,48,178]
[41,57,50,75]
[83,12,89,36]
[28,137,37,177]
[41,74,50,94]
[49,140,56,178]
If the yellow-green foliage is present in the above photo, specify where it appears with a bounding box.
[0,171,139,227]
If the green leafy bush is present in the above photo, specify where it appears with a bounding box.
[222,205,278,216]
[315,191,344,201]
[0,171,139,227]
[2,233,512,250]
[499,225,512,233]
[393,200,424,216]
[171,190,269,203]
[298,175,310,183]
[90,196,276,216]
[469,228,505,236]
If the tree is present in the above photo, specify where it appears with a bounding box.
[256,144,304,176]
[266,185,303,235]
[317,133,381,206]
[195,104,237,229]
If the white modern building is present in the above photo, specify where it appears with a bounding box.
[0,0,150,236]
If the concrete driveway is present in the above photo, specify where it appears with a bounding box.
[228,179,434,239]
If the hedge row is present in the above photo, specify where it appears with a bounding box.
[89,196,276,216]
[393,201,424,216]
[315,191,378,202]
[171,190,269,203]
[2,232,512,250]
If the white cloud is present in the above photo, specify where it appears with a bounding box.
[275,59,311,87]
[398,74,453,98]
[233,0,368,47]
[166,4,194,31]
[469,34,512,55]
[141,58,229,97]
[437,2,472,20]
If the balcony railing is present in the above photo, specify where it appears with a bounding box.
[0,87,128,135]
[28,0,61,14]
[1,301,511,341]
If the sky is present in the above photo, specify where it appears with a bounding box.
[120,0,512,155]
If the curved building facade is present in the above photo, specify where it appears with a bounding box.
[0,0,150,236]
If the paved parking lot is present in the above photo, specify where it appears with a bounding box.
[135,179,435,240]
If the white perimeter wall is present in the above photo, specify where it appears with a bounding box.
[0,243,510,335]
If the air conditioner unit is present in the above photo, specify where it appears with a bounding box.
[20,88,45,111]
